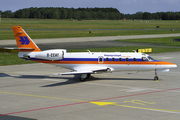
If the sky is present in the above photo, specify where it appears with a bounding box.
[1,0,180,14]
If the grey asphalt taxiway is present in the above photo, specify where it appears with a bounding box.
[0,54,180,120]
[1,34,180,119]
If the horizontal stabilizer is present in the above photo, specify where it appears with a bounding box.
[0,48,35,54]
[0,48,18,54]
[4,47,35,50]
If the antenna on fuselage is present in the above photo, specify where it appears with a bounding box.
[87,50,91,54]
[133,50,137,53]
[87,50,94,54]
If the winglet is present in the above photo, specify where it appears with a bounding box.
[12,26,41,52]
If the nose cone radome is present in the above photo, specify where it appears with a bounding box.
[167,63,177,68]
[172,64,177,68]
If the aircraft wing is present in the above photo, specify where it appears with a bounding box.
[60,67,112,75]
[60,71,93,75]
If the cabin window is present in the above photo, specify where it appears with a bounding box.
[133,58,136,61]
[106,58,109,61]
[99,57,102,62]
[126,58,128,61]
[98,56,104,63]
[112,58,115,61]
[142,57,147,61]
[119,58,121,61]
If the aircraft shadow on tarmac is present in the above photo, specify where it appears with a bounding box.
[0,73,152,87]
[41,75,153,87]
[0,73,12,77]
[0,115,36,120]
[16,75,60,79]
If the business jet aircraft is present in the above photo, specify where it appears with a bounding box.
[12,26,177,81]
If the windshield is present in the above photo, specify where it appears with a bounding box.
[147,56,154,61]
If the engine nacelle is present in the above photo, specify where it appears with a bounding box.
[35,49,66,61]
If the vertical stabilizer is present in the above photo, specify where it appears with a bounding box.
[12,26,41,52]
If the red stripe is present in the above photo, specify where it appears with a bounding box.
[0,88,180,117]
[0,101,88,117]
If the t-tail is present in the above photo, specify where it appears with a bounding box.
[12,26,41,52]
[12,26,66,61]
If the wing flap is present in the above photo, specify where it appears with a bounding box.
[60,71,93,75]
[60,67,113,75]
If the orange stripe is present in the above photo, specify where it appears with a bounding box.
[32,60,175,65]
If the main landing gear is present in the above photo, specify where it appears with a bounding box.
[79,74,91,82]
[154,69,159,81]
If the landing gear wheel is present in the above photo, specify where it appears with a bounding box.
[80,77,86,82]
[154,76,159,81]
[79,74,87,82]
[86,74,91,79]
[154,69,159,81]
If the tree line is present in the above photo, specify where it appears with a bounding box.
[0,7,123,20]
[0,7,180,20]
[125,12,180,20]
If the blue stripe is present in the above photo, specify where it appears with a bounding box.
[62,58,97,61]
[21,57,158,62]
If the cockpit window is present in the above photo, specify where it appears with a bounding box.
[147,56,154,61]
[142,57,147,61]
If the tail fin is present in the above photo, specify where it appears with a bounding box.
[12,26,41,52]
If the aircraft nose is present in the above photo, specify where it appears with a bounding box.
[172,64,177,68]
[168,63,177,68]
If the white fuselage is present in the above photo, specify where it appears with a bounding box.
[18,51,177,73]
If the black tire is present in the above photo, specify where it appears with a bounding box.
[154,76,159,81]
[86,74,91,79]
[79,75,86,82]
[80,79,85,82]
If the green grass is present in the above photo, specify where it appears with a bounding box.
[0,53,35,66]
[0,30,180,40]
[118,37,180,46]
[1,18,180,29]
[0,19,180,40]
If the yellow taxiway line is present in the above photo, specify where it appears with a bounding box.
[0,91,180,114]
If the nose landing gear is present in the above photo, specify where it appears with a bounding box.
[154,76,159,81]
[154,69,159,81]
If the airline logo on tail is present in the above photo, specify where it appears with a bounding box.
[12,26,41,52]
[19,36,30,45]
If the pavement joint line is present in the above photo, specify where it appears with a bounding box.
[83,82,159,91]
[0,87,180,116]
[94,74,130,78]
[90,88,180,102]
